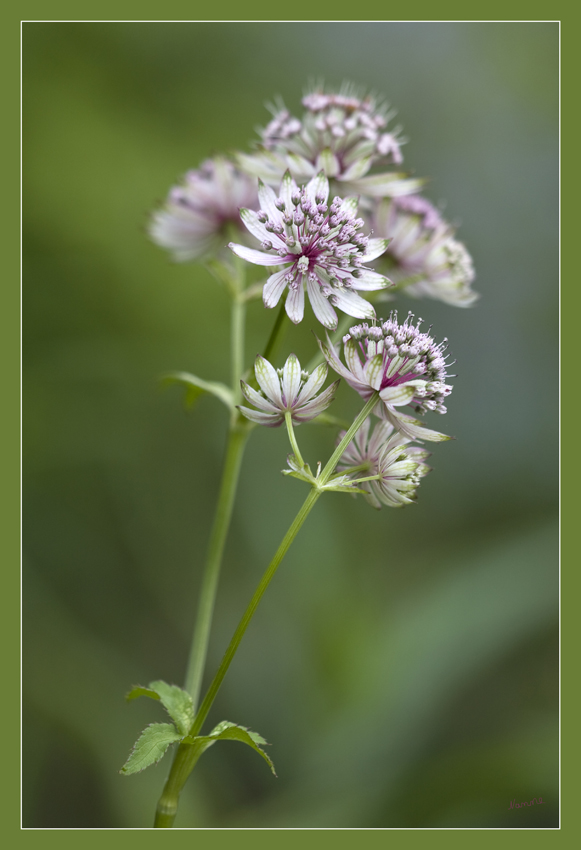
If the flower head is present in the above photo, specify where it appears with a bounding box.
[229,171,390,328]
[338,418,431,508]
[237,84,424,199]
[239,354,339,427]
[149,157,258,261]
[372,195,478,307]
[320,312,454,442]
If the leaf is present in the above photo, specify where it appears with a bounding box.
[125,680,194,736]
[120,723,182,775]
[162,371,234,412]
[125,686,160,702]
[148,680,194,736]
[183,721,277,776]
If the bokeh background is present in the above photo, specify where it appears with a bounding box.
[23,22,559,828]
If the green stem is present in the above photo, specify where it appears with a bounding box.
[284,411,304,468]
[184,424,249,707]
[262,298,288,362]
[318,394,379,486]
[231,296,245,408]
[154,487,321,827]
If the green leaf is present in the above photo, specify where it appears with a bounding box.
[120,723,182,775]
[125,686,160,702]
[148,680,194,736]
[125,680,194,736]
[183,721,277,776]
[162,371,234,412]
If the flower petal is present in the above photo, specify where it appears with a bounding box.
[279,170,298,211]
[379,384,417,406]
[315,149,340,178]
[298,363,328,403]
[329,287,375,320]
[254,356,283,406]
[240,381,280,413]
[294,380,339,421]
[229,243,282,266]
[238,406,283,427]
[282,353,302,406]
[340,156,372,182]
[239,208,274,244]
[360,238,390,262]
[285,284,305,324]
[343,339,366,383]
[348,173,427,198]
[384,408,452,442]
[307,276,338,329]
[263,268,289,309]
[350,269,391,291]
[363,353,384,390]
[258,180,284,224]
[306,171,330,205]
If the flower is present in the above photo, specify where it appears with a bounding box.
[239,354,339,427]
[319,312,454,442]
[371,195,478,307]
[337,418,431,508]
[229,171,390,328]
[236,84,425,199]
[149,157,258,261]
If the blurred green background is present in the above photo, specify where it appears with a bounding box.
[23,22,559,828]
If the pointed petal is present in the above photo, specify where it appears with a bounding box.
[240,381,280,413]
[307,276,338,329]
[350,269,391,291]
[282,353,302,405]
[279,170,298,211]
[340,156,372,181]
[239,208,274,244]
[238,406,283,427]
[258,180,283,224]
[306,171,330,204]
[384,408,452,442]
[329,287,375,320]
[348,173,427,198]
[379,384,417,406]
[344,339,366,383]
[254,356,283,406]
[229,243,282,266]
[363,353,384,390]
[285,283,305,324]
[360,238,390,262]
[263,268,289,308]
[285,153,316,180]
[316,149,340,177]
[298,363,328,403]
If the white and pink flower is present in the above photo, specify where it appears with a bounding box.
[229,171,390,328]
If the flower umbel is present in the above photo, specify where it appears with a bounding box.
[229,171,390,328]
[372,195,478,307]
[320,312,454,441]
[337,418,431,508]
[239,354,339,427]
[149,157,258,261]
[237,84,424,199]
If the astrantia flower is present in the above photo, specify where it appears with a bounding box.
[229,171,390,328]
[320,312,454,442]
[337,418,431,508]
[237,84,424,199]
[372,195,478,307]
[239,354,339,427]
[149,157,258,261]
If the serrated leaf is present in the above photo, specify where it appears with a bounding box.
[148,680,194,736]
[120,723,182,775]
[183,721,277,776]
[162,372,234,412]
[125,686,160,702]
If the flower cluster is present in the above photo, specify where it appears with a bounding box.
[371,195,477,307]
[149,157,258,261]
[320,311,454,441]
[237,84,424,200]
[229,172,390,328]
[239,354,338,427]
[337,418,431,508]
